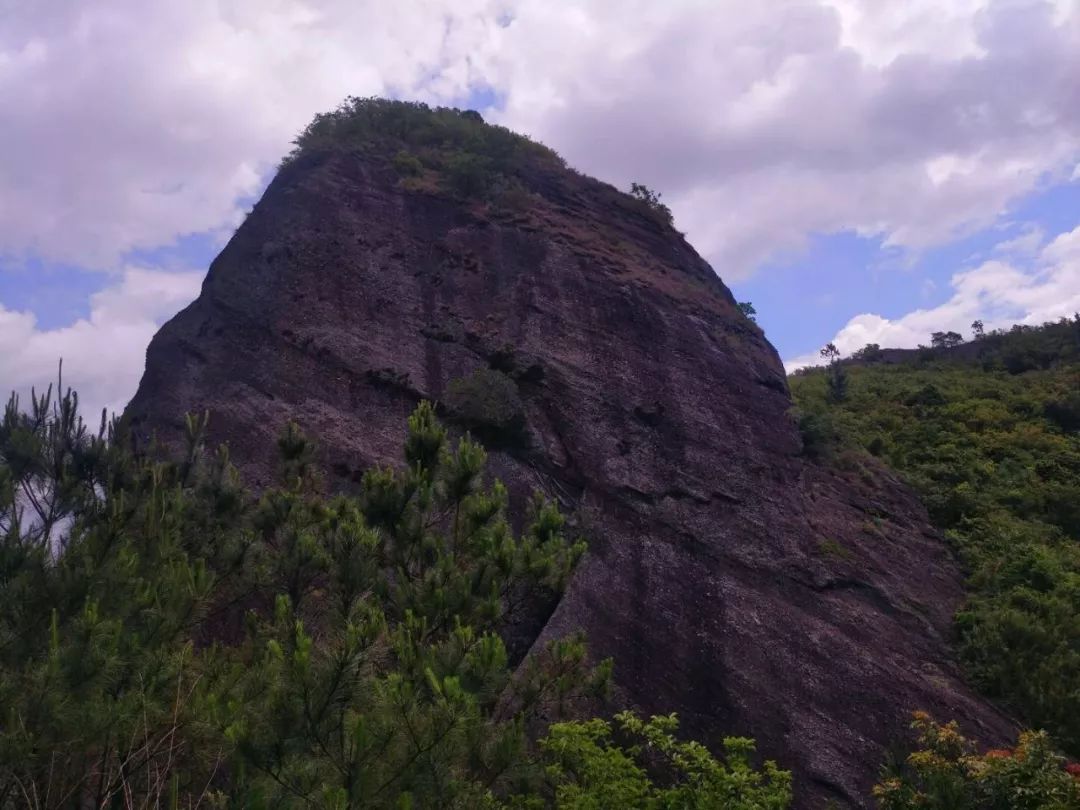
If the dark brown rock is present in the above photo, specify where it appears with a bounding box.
[126,144,1015,807]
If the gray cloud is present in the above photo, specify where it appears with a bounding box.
[488,0,1080,277]
[2,0,1078,277]
[2,0,1080,411]
[0,267,204,417]
[0,0,507,267]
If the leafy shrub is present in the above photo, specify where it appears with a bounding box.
[392,148,423,177]
[445,151,494,198]
[738,301,758,322]
[795,408,842,459]
[490,176,536,215]
[535,712,792,809]
[1044,391,1080,432]
[628,182,674,227]
[444,368,528,447]
[874,712,1080,810]
[852,343,883,362]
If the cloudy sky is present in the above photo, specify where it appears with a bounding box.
[2,0,1080,415]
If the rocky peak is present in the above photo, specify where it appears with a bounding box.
[126,100,1013,807]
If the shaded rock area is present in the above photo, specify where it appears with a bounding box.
[126,140,1015,807]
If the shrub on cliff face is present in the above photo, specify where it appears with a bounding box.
[444,367,528,447]
[875,713,1080,810]
[628,182,674,227]
[0,384,790,808]
[392,148,423,177]
[445,151,494,198]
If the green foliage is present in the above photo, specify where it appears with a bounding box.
[794,408,843,460]
[1,385,788,808]
[852,343,883,362]
[445,151,495,198]
[392,149,423,177]
[974,318,1080,374]
[283,97,560,203]
[819,538,854,561]
[628,182,674,227]
[874,712,1080,810]
[931,331,965,349]
[444,368,529,448]
[738,301,758,322]
[530,712,792,809]
[790,318,1080,754]
[819,343,849,403]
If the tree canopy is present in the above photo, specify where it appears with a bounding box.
[0,383,791,809]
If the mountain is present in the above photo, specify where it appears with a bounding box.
[125,99,1014,807]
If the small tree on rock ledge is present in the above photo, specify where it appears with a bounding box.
[628,182,674,227]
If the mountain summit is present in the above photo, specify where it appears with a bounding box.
[126,100,1013,807]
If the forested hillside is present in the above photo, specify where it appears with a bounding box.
[791,318,1080,756]
[0,392,795,808]
[4,381,1076,808]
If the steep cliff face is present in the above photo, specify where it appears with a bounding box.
[126,109,1014,807]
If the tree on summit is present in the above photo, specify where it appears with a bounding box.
[930,330,964,349]
[820,342,848,403]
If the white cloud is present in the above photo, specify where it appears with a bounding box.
[489,0,1080,278]
[0,268,203,418]
[2,0,1079,278]
[3,0,1080,410]
[993,223,1046,257]
[784,221,1080,370]
[0,0,508,268]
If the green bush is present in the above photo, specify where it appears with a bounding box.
[445,151,494,198]
[445,368,528,447]
[875,713,1080,810]
[392,148,423,177]
[535,712,792,809]
[627,182,674,227]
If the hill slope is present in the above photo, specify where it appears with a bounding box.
[791,319,1080,754]
[126,99,1014,807]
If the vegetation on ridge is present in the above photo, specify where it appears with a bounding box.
[791,317,1080,756]
[282,98,681,233]
[282,97,562,206]
[0,385,791,808]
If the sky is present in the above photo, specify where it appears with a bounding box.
[2,0,1080,416]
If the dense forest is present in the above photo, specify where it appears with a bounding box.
[0,389,796,808]
[3,377,1077,807]
[792,318,1080,764]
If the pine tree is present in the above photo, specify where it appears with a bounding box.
[2,384,795,809]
